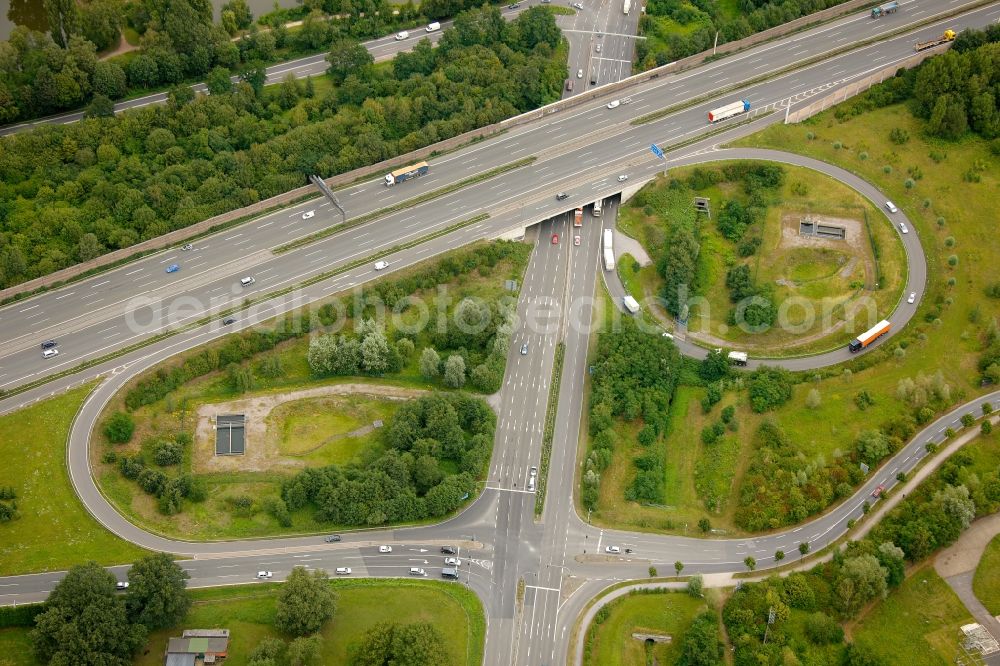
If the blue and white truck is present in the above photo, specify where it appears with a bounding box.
[384,161,429,186]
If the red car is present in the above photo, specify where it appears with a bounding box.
[574,235,581,246]
[551,234,559,244]
[871,485,885,498]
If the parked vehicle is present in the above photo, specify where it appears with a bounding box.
[870,1,897,17]
[116,581,129,590]
[384,161,428,186]
[707,99,751,123]
[848,319,891,353]
[914,30,955,51]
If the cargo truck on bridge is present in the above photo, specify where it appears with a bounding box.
[914,30,956,51]
[708,99,751,123]
[848,319,891,352]
[870,2,897,18]
[384,161,429,186]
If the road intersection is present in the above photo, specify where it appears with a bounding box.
[3,3,1000,664]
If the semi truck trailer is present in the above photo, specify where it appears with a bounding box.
[384,161,429,186]
[603,248,615,271]
[708,99,751,123]
[728,351,748,366]
[914,30,956,51]
[849,320,891,352]
[574,207,583,227]
[870,1,897,18]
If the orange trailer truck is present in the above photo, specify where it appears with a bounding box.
[574,207,583,227]
[849,320,891,353]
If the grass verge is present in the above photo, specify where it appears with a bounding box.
[534,342,565,517]
[275,157,535,254]
[0,213,489,403]
[0,384,148,576]
[849,564,973,665]
[973,532,1000,615]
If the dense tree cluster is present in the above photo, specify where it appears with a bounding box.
[280,392,493,527]
[583,317,681,508]
[746,365,793,413]
[636,0,853,72]
[834,26,1000,142]
[677,610,724,666]
[869,447,1000,561]
[352,622,449,665]
[0,485,19,522]
[0,7,563,289]
[30,555,190,665]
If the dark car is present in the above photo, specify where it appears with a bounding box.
[556,192,569,201]
[325,535,342,543]
[222,317,236,325]
[441,545,458,555]
[40,340,57,350]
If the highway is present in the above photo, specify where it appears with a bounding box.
[2,0,991,394]
[2,2,1000,665]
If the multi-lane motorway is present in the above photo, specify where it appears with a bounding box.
[3,2,1000,665]
[3,0,993,393]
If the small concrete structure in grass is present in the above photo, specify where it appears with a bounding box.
[164,629,230,665]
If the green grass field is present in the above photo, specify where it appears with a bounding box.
[0,385,147,576]
[583,590,717,666]
[91,247,529,541]
[850,565,973,666]
[973,533,1000,615]
[0,578,483,666]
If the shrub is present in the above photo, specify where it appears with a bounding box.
[103,412,135,444]
[747,366,793,413]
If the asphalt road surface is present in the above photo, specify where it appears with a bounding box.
[3,3,1000,664]
[3,0,993,393]
[561,0,640,96]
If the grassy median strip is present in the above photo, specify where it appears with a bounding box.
[631,1,993,128]
[534,341,565,517]
[275,157,536,254]
[0,213,489,402]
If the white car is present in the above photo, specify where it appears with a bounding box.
[115,581,129,590]
[409,567,427,576]
[444,557,462,566]
[42,348,59,359]
[885,201,898,214]
[605,546,621,554]
[606,100,620,109]
[576,69,583,79]
[530,466,537,477]
[302,210,315,219]
[257,571,273,579]
[181,243,193,251]
[573,2,583,8]
[595,44,602,53]
[899,222,909,234]
[908,292,916,304]
[395,31,409,40]
[662,331,674,340]
[378,545,393,553]
[374,260,389,271]
[335,567,352,575]
[617,174,629,182]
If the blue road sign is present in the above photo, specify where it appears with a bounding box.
[650,143,664,159]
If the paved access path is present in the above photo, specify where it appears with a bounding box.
[935,511,1000,644]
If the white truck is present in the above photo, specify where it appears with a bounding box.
[602,228,613,251]
[728,351,748,366]
[603,248,615,271]
[707,99,750,123]
[623,0,630,14]
[623,295,640,314]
